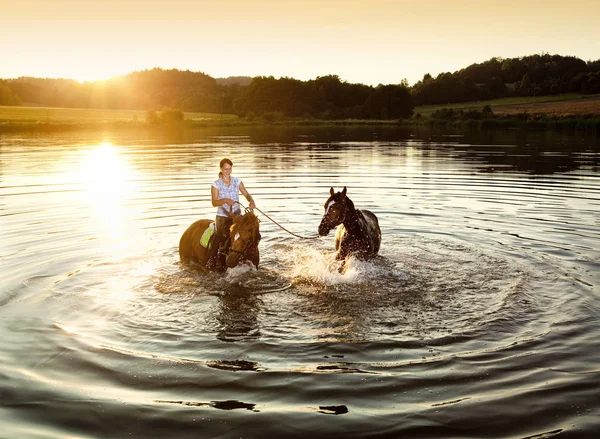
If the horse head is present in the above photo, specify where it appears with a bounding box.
[318,186,352,236]
[226,210,261,268]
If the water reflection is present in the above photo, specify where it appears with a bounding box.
[425,129,600,174]
[156,399,259,411]
[78,142,137,255]
[216,288,262,342]
[1,128,599,438]
[5,126,594,176]
[205,126,600,175]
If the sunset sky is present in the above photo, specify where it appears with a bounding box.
[2,0,599,86]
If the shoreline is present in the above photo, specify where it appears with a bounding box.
[1,116,598,135]
[1,97,599,135]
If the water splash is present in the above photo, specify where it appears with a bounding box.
[276,243,409,287]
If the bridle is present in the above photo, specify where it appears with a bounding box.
[228,236,254,257]
[323,196,348,230]
[227,210,259,262]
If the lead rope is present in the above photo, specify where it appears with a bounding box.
[234,202,320,240]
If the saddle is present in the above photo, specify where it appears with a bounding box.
[200,222,230,254]
[200,222,216,249]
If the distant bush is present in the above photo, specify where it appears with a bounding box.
[260,111,285,122]
[145,109,160,124]
[159,107,184,123]
[146,107,184,125]
[430,108,455,120]
[431,107,495,121]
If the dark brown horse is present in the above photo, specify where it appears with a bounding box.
[179,210,261,271]
[318,187,381,271]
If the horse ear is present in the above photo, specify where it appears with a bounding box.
[330,187,335,196]
[342,186,347,196]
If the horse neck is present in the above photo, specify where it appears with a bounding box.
[342,200,362,234]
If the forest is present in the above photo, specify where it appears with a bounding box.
[1,54,599,120]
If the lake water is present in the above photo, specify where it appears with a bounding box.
[1,126,599,438]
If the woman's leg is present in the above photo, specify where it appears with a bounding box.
[207,216,223,269]
[208,216,232,270]
[216,216,233,250]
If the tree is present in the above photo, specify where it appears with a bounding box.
[365,85,414,119]
[0,82,21,105]
[145,109,159,124]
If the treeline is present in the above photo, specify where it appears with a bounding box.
[0,69,414,120]
[0,80,22,105]
[234,75,413,119]
[412,54,600,105]
[1,69,227,113]
[216,76,252,86]
[1,54,599,120]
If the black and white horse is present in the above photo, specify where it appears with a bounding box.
[318,187,381,271]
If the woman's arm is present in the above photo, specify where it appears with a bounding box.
[239,182,256,210]
[211,186,235,208]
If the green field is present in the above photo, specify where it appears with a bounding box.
[0,105,238,124]
[414,93,599,116]
[2,93,599,132]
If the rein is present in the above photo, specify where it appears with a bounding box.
[234,202,320,240]
[228,239,253,255]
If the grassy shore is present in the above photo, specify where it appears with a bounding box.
[0,105,245,132]
[0,105,238,124]
[414,93,600,117]
[1,93,599,134]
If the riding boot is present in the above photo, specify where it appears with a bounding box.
[213,216,233,271]
[206,233,221,270]
[215,237,231,271]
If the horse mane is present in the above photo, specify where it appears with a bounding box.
[342,193,355,211]
[230,211,260,239]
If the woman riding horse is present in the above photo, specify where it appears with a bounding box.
[318,187,381,271]
[207,158,256,270]
[179,209,260,271]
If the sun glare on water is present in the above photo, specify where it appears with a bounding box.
[78,142,137,256]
